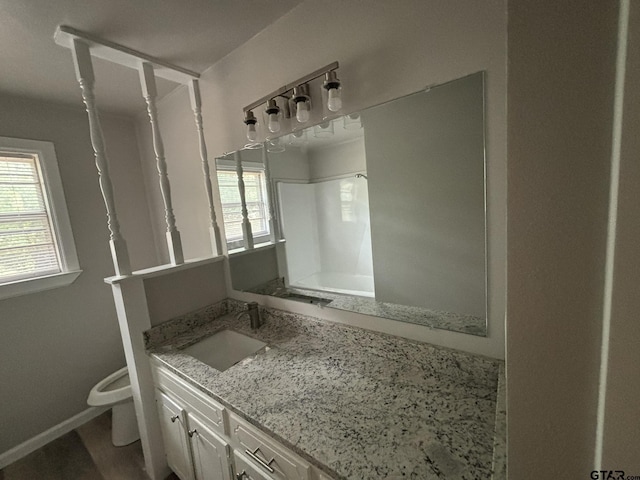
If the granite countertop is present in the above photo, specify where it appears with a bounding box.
[246,278,487,337]
[147,302,502,480]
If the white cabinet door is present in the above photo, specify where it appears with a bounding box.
[157,390,195,480]
[188,413,232,480]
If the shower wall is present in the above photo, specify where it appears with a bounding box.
[278,182,321,286]
[314,177,373,279]
[278,136,374,297]
[279,177,374,297]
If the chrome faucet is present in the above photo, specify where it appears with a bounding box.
[236,301,262,330]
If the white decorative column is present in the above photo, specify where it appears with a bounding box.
[234,151,254,249]
[71,39,131,276]
[110,278,170,480]
[139,62,184,265]
[188,80,223,256]
[261,146,280,242]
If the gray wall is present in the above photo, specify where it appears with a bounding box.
[265,147,310,183]
[307,138,366,181]
[145,262,227,326]
[229,249,279,292]
[507,1,618,476]
[364,75,486,318]
[0,93,157,453]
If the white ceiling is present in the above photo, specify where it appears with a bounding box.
[0,0,303,116]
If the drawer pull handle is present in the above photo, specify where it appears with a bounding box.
[245,447,275,473]
[236,471,248,480]
[188,429,197,438]
[170,415,179,423]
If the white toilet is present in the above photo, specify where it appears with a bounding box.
[88,366,140,446]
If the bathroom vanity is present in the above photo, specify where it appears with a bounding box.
[146,300,504,479]
[152,361,318,480]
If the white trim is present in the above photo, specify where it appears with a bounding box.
[595,0,629,470]
[226,233,270,251]
[216,159,264,171]
[0,406,108,469]
[228,239,286,258]
[54,26,199,83]
[104,255,224,284]
[0,270,82,300]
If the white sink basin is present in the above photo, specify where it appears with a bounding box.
[181,329,266,372]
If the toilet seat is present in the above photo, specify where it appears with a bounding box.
[88,366,132,406]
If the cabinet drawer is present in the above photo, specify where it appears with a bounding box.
[234,451,273,480]
[229,413,310,480]
[153,364,227,436]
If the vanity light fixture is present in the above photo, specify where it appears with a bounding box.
[242,61,341,141]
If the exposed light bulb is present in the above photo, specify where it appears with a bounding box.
[246,123,257,142]
[327,88,342,112]
[296,101,310,123]
[323,70,342,113]
[268,113,281,133]
[244,110,258,142]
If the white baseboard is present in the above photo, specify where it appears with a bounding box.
[0,405,108,469]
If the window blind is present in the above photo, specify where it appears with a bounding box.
[0,154,61,283]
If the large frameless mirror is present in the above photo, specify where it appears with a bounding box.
[216,72,487,336]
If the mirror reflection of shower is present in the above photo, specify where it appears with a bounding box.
[278,174,374,298]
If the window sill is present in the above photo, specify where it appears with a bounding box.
[0,270,83,301]
[228,239,286,258]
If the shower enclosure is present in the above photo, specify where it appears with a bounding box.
[278,175,374,298]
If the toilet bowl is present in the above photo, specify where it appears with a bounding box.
[88,366,140,446]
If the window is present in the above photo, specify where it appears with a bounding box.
[216,165,271,250]
[0,137,81,299]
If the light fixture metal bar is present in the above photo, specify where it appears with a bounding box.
[243,61,339,112]
[55,25,200,83]
[285,61,339,91]
[243,86,289,113]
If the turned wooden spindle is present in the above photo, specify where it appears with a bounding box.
[139,62,184,265]
[261,146,280,242]
[188,80,223,256]
[234,151,254,249]
[71,39,131,276]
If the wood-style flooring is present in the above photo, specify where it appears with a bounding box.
[0,411,179,480]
